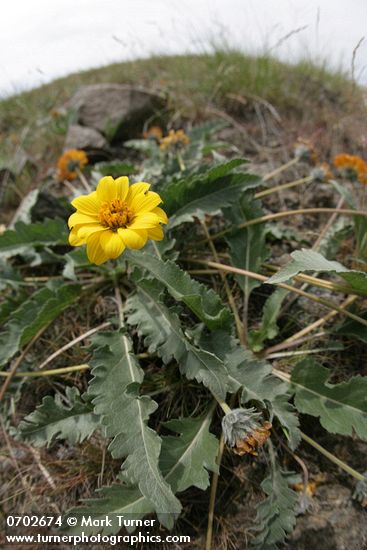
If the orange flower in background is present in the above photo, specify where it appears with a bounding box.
[333,153,367,184]
[160,129,190,151]
[143,126,163,140]
[57,149,88,181]
[294,138,318,164]
[68,176,168,265]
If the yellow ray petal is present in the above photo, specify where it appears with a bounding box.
[96,176,119,202]
[71,191,100,216]
[130,191,162,214]
[68,211,99,229]
[86,231,111,265]
[128,212,161,229]
[147,225,164,241]
[126,181,150,205]
[151,207,168,224]
[118,228,147,249]
[114,176,129,201]
[99,230,126,258]
[69,227,86,246]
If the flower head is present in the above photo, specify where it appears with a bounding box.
[143,126,163,141]
[160,129,190,151]
[68,176,168,265]
[58,149,88,181]
[222,407,271,455]
[310,162,333,183]
[353,473,367,507]
[333,154,367,184]
[294,138,318,164]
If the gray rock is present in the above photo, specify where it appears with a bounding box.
[66,84,164,141]
[64,124,108,151]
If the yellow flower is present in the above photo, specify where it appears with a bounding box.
[160,129,190,151]
[310,162,333,182]
[57,149,88,181]
[333,153,367,184]
[68,176,168,265]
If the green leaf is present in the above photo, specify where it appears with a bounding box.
[0,218,68,260]
[0,283,81,368]
[225,195,269,304]
[199,331,300,448]
[253,465,299,549]
[93,160,136,178]
[126,279,229,398]
[17,387,99,446]
[248,289,288,352]
[125,251,232,331]
[267,249,367,295]
[88,330,181,519]
[162,159,261,229]
[291,359,367,439]
[64,408,218,534]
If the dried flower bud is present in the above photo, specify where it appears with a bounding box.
[222,408,271,455]
[353,473,367,507]
[222,407,262,447]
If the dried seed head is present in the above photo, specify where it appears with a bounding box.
[353,473,367,507]
[221,407,262,448]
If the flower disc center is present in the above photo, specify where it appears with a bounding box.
[99,199,134,230]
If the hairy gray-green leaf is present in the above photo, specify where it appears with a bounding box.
[199,331,300,448]
[248,288,288,352]
[0,283,81,368]
[224,196,269,314]
[253,465,299,549]
[291,359,367,439]
[125,251,232,331]
[88,331,181,519]
[162,159,261,229]
[126,279,229,398]
[267,249,367,295]
[17,387,99,446]
[0,218,68,260]
[64,408,218,534]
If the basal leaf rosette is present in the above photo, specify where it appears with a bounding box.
[68,176,168,264]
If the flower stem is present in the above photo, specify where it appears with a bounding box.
[263,157,299,181]
[0,364,90,378]
[205,432,225,550]
[255,176,312,199]
[300,431,366,482]
[76,167,92,193]
[186,258,367,328]
[200,207,367,243]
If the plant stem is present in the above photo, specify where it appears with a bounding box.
[263,157,299,181]
[76,167,92,192]
[201,207,367,243]
[187,258,367,328]
[300,431,366,482]
[0,364,90,378]
[200,220,246,345]
[205,432,225,550]
[266,347,342,360]
[255,176,312,199]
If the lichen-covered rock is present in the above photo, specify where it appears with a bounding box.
[64,124,108,151]
[66,84,164,141]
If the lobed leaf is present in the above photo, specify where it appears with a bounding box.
[17,387,99,446]
[253,465,299,548]
[0,283,81,368]
[0,218,68,260]
[126,251,233,331]
[87,330,181,520]
[64,408,218,534]
[267,249,367,295]
[291,359,367,439]
[126,278,229,398]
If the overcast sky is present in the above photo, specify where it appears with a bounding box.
[1,0,366,96]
